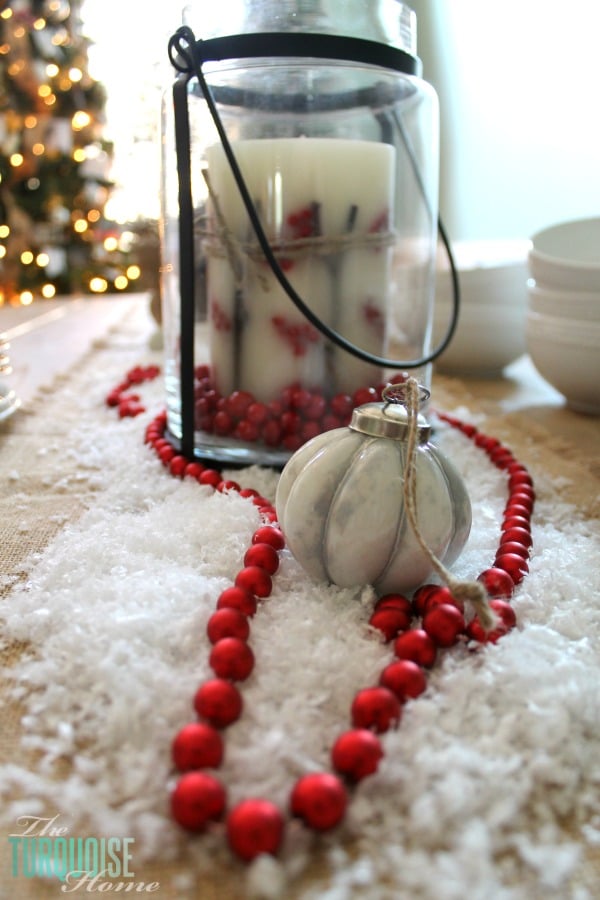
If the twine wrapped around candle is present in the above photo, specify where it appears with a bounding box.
[201,167,396,291]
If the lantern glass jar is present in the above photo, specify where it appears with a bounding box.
[160,0,440,467]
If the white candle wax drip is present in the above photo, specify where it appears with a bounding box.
[204,137,396,402]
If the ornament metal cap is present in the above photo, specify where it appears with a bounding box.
[349,383,431,443]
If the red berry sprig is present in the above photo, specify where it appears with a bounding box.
[193,364,407,453]
[107,370,533,863]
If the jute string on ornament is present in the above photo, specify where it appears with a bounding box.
[401,377,498,631]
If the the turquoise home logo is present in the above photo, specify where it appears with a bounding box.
[8,814,160,893]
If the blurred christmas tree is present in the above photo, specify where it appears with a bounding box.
[0,0,142,304]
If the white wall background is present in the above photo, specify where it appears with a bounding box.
[411,0,600,241]
[82,0,600,238]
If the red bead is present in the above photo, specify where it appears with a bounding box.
[226,799,285,862]
[379,659,427,701]
[209,638,255,681]
[474,433,500,452]
[171,772,226,831]
[504,500,531,523]
[422,585,464,614]
[466,599,517,644]
[252,525,285,550]
[477,567,515,598]
[169,455,188,477]
[374,593,412,617]
[509,490,535,511]
[251,495,272,509]
[331,729,384,782]
[217,479,240,494]
[206,608,250,643]
[351,686,402,733]
[411,584,439,616]
[490,598,517,629]
[171,722,224,771]
[501,526,533,548]
[290,772,347,831]
[199,468,222,487]
[368,607,410,641]
[502,514,530,531]
[184,461,205,480]
[497,541,530,560]
[158,445,175,464]
[495,553,529,585]
[216,586,258,617]
[394,629,437,667]
[194,679,243,728]
[489,445,514,468]
[243,543,280,575]
[235,566,273,598]
[422,603,465,647]
[240,487,260,499]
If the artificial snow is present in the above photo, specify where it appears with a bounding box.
[0,354,599,900]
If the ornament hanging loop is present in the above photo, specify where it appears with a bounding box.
[382,382,430,410]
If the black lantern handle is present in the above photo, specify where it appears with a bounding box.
[168,26,460,372]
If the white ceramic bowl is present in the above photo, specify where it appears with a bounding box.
[528,281,600,322]
[528,217,600,292]
[433,240,529,376]
[526,311,600,414]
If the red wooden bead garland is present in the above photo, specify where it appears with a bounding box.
[106,370,534,863]
[331,729,384,781]
[172,722,224,771]
[226,799,285,861]
[170,772,227,831]
[290,773,348,831]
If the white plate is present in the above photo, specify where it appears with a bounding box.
[0,382,21,422]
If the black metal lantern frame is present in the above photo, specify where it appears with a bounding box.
[166,26,459,460]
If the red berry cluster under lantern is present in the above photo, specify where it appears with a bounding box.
[193,364,407,453]
[106,367,534,863]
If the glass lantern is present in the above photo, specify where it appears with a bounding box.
[160,0,453,467]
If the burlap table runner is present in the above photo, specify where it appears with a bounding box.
[0,304,598,899]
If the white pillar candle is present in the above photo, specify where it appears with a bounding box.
[204,137,395,402]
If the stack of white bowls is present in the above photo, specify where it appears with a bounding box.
[527,217,600,415]
[432,240,530,377]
